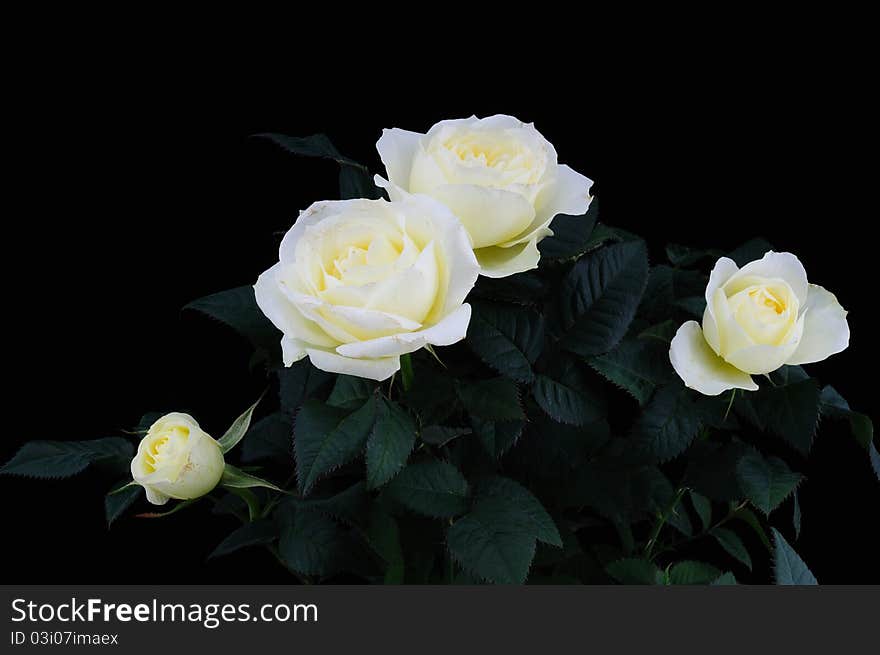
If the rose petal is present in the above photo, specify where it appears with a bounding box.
[254,264,337,348]
[786,284,850,365]
[474,239,541,278]
[426,184,536,249]
[669,321,759,396]
[702,257,740,354]
[305,348,400,381]
[725,251,809,306]
[336,304,471,359]
[376,127,423,189]
[723,314,805,374]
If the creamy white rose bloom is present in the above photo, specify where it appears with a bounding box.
[375,115,593,278]
[670,251,850,396]
[131,413,225,505]
[254,196,479,381]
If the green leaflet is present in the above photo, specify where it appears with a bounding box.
[559,240,649,357]
[532,362,604,427]
[1,438,133,479]
[606,558,664,585]
[736,451,802,515]
[184,286,280,357]
[241,412,292,464]
[537,199,599,262]
[629,385,701,462]
[295,398,376,495]
[446,476,560,584]
[741,371,820,455]
[447,514,536,585]
[105,483,142,526]
[820,385,879,481]
[277,507,351,577]
[588,336,674,405]
[667,560,722,585]
[466,301,544,383]
[712,527,753,570]
[327,375,378,411]
[385,460,470,519]
[365,399,416,489]
[254,132,381,200]
[470,418,524,459]
[210,520,278,559]
[772,528,817,585]
[457,377,524,422]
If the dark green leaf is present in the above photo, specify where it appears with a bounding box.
[295,481,369,527]
[1,438,133,479]
[105,483,142,526]
[277,360,333,417]
[447,513,536,584]
[475,476,562,547]
[684,440,750,501]
[588,336,673,405]
[538,200,599,262]
[327,375,377,410]
[471,272,547,306]
[254,132,361,167]
[690,491,712,532]
[772,528,817,585]
[295,399,376,494]
[420,425,471,447]
[820,386,879,481]
[712,527,753,570]
[792,489,802,539]
[366,504,405,584]
[470,418,524,459]
[339,165,382,200]
[630,385,701,462]
[746,376,820,455]
[668,560,722,585]
[365,399,416,489]
[278,508,349,577]
[385,460,470,518]
[559,240,649,356]
[466,301,544,383]
[184,286,279,353]
[666,243,723,267]
[606,558,663,585]
[736,451,802,515]
[727,238,773,267]
[210,519,277,559]
[711,572,739,585]
[457,377,524,422]
[533,371,604,427]
[241,412,292,464]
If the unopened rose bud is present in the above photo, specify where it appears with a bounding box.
[131,413,225,505]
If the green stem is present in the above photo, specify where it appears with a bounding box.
[655,500,749,557]
[644,487,687,559]
[400,353,414,392]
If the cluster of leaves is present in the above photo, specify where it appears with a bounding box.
[3,134,876,584]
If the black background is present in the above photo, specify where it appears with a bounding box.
[4,43,877,583]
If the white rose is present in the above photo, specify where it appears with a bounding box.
[375,114,593,278]
[254,195,479,381]
[669,251,850,396]
[131,413,225,505]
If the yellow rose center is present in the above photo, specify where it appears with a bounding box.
[725,279,798,347]
[143,426,189,474]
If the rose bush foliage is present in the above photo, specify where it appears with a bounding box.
[2,120,875,585]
